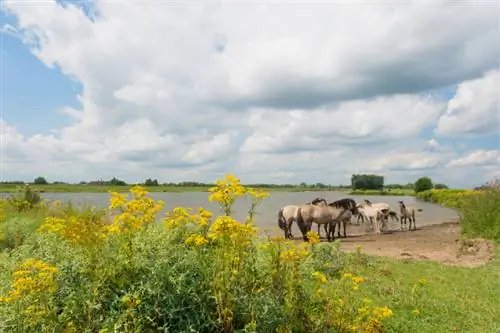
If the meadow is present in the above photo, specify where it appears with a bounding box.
[0,175,498,332]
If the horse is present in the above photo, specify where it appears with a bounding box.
[398,200,422,231]
[277,198,327,239]
[357,205,390,235]
[326,198,358,238]
[295,200,352,242]
[357,199,391,225]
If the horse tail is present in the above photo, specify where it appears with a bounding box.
[278,208,286,230]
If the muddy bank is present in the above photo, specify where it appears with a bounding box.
[272,221,494,268]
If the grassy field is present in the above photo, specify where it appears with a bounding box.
[0,183,351,193]
[0,176,498,332]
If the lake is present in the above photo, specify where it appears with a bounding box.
[2,191,460,236]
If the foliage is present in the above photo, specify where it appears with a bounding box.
[0,174,406,333]
[6,185,42,212]
[414,177,433,193]
[33,177,48,185]
[143,178,159,186]
[349,188,415,196]
[433,183,448,190]
[351,174,384,190]
[417,188,500,241]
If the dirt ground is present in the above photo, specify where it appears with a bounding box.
[314,222,495,268]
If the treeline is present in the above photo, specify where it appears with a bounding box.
[1,174,450,190]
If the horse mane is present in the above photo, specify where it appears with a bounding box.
[329,198,357,211]
[398,201,407,209]
[308,197,327,205]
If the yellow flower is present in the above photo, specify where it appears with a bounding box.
[343,272,353,279]
[0,258,58,303]
[412,309,420,316]
[312,271,328,283]
[121,294,141,309]
[306,231,320,244]
[185,234,209,247]
[352,276,366,284]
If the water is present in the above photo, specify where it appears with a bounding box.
[3,191,460,235]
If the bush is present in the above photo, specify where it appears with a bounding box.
[0,175,401,332]
[414,177,433,193]
[416,188,499,241]
[459,188,500,242]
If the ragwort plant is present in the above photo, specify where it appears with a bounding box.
[0,174,401,333]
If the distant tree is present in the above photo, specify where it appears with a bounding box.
[414,176,433,193]
[434,183,448,190]
[33,176,48,185]
[109,177,127,186]
[351,174,384,190]
[144,178,159,186]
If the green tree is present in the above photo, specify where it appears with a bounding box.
[434,183,448,190]
[144,178,159,186]
[414,176,433,193]
[351,174,384,190]
[33,176,48,185]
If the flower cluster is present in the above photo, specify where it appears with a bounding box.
[208,174,247,215]
[164,207,212,230]
[0,258,58,303]
[207,215,257,245]
[354,299,394,332]
[38,215,108,246]
[107,186,165,233]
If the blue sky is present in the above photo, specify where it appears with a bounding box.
[0,1,498,187]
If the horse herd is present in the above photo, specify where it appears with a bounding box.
[277,197,423,242]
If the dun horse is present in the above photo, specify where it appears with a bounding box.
[398,200,422,231]
[295,200,352,242]
[277,198,327,239]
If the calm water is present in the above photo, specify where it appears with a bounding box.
[2,191,459,236]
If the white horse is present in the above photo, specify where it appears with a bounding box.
[277,198,327,239]
[357,205,389,235]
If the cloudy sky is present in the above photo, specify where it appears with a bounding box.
[1,0,499,187]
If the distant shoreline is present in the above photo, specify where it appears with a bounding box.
[0,184,416,195]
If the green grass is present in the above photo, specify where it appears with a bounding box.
[349,188,416,196]
[341,249,500,333]
[0,183,350,193]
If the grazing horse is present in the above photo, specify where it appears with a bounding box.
[295,200,352,242]
[277,198,327,239]
[398,200,422,231]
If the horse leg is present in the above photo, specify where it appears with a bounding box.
[286,220,294,239]
[412,212,416,230]
[317,223,321,238]
[329,221,336,242]
[323,224,328,239]
[343,220,347,238]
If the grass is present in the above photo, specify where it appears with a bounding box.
[346,249,500,332]
[0,183,349,193]
[349,188,416,196]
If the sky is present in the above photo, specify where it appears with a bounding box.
[0,0,499,188]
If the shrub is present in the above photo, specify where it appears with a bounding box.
[414,177,433,193]
[417,188,499,241]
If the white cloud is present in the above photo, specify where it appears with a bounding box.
[446,149,500,167]
[1,0,499,187]
[436,69,500,136]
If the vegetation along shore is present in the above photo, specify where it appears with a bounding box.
[0,174,451,195]
[0,174,498,332]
